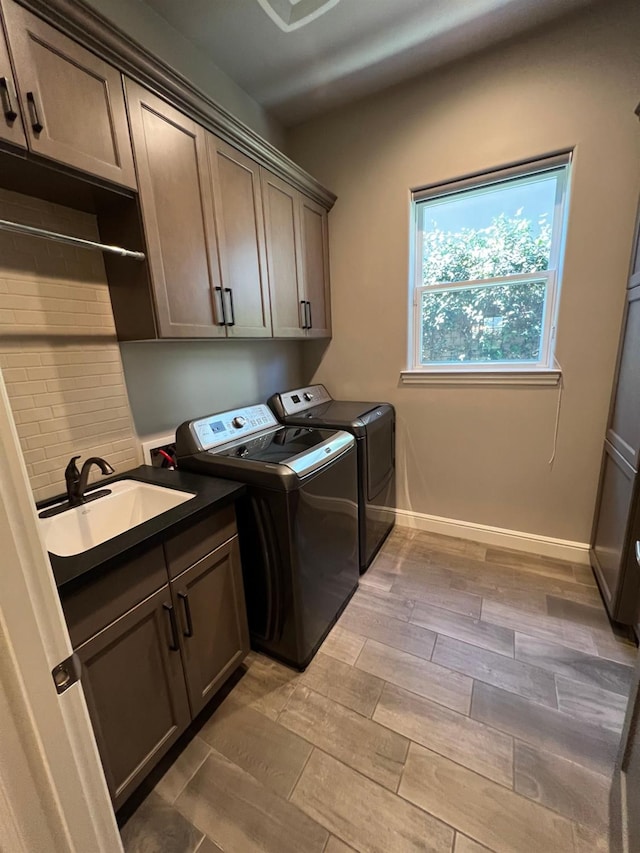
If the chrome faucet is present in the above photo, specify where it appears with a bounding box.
[65,456,115,507]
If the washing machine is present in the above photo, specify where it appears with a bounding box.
[176,403,359,669]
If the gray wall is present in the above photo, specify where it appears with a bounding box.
[84,0,285,148]
[288,0,640,544]
[120,340,306,435]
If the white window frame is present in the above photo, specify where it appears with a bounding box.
[403,153,572,386]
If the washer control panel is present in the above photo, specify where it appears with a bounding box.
[191,405,278,450]
[275,384,332,416]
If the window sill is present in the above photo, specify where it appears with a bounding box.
[400,368,561,387]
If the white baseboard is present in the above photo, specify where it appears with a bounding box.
[392,508,591,565]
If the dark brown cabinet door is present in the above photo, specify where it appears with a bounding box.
[592,442,635,608]
[208,136,271,337]
[611,652,640,853]
[1,0,135,187]
[630,202,640,290]
[171,536,249,717]
[591,207,640,626]
[126,80,225,338]
[76,584,191,810]
[608,285,640,469]
[0,14,25,148]
[300,194,331,338]
[262,168,306,338]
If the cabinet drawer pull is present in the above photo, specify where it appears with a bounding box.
[300,300,308,329]
[306,300,313,330]
[163,602,180,651]
[26,91,43,133]
[0,77,17,121]
[224,287,236,326]
[215,285,227,325]
[178,591,194,637]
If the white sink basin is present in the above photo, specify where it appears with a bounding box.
[39,479,196,557]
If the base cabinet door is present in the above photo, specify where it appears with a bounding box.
[300,194,331,338]
[172,536,250,717]
[591,441,640,623]
[2,0,135,187]
[75,585,191,810]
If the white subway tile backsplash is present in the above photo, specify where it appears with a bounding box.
[0,189,141,501]
[45,376,101,393]
[10,395,36,411]
[2,367,27,382]
[1,352,41,368]
[7,380,49,396]
[16,423,41,439]
[51,396,125,417]
[15,406,53,424]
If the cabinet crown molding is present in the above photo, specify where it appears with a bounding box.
[15,0,336,210]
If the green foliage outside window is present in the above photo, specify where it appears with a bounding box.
[421,212,552,364]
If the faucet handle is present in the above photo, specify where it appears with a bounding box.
[65,455,81,482]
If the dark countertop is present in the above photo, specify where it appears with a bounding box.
[43,466,245,589]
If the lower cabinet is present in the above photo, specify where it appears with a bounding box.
[62,510,249,809]
[75,584,191,810]
[172,537,249,716]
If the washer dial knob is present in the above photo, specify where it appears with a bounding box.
[303,392,314,401]
[232,416,247,428]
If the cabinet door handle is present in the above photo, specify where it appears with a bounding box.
[163,603,180,651]
[215,285,227,325]
[300,300,308,329]
[178,591,194,638]
[306,301,313,330]
[635,540,640,568]
[224,287,236,326]
[26,92,43,133]
[0,77,17,121]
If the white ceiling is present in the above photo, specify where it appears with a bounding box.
[143,0,595,125]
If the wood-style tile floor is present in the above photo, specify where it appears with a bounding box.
[120,527,638,853]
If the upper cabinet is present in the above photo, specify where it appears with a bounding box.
[124,81,276,340]
[125,80,225,338]
[262,169,331,339]
[0,0,334,342]
[0,14,25,148]
[208,136,272,337]
[300,194,331,338]
[262,170,305,337]
[123,80,330,342]
[1,0,136,188]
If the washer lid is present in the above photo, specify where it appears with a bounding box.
[291,400,382,429]
[216,426,354,475]
[176,405,355,481]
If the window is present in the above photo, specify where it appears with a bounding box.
[407,154,571,382]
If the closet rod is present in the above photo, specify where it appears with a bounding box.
[0,218,146,261]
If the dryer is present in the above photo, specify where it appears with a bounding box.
[268,385,395,572]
